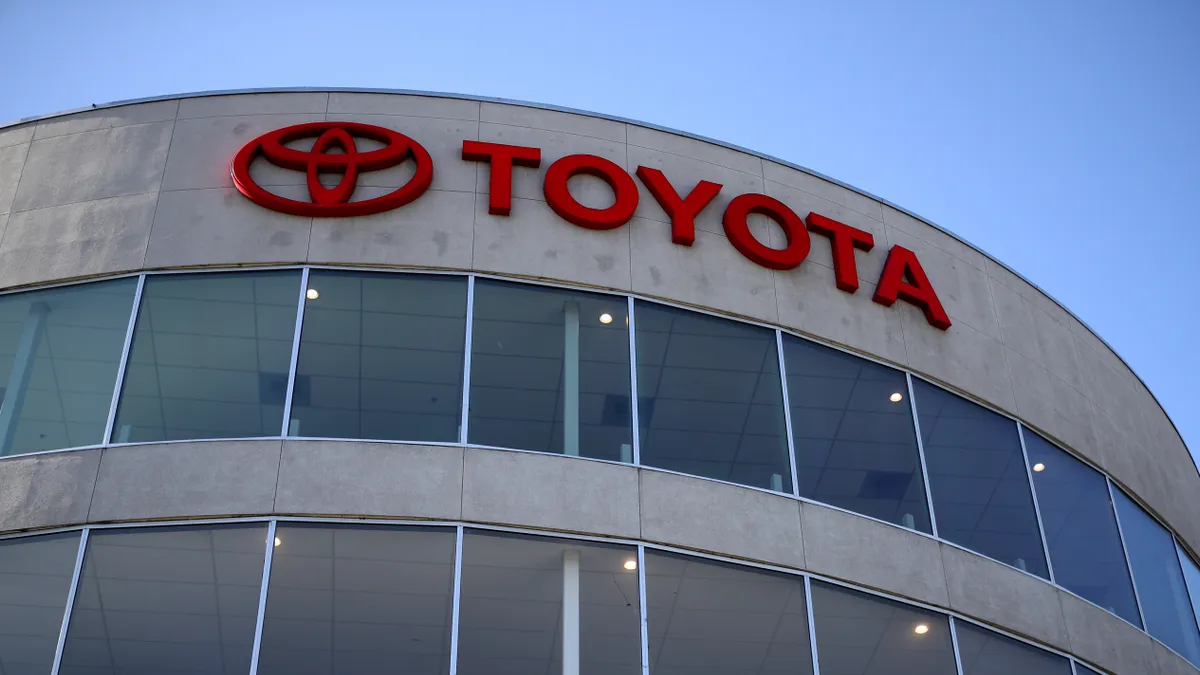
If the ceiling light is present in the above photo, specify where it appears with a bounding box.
[623,559,637,570]
[1033,463,1045,472]
[889,392,904,403]
[599,313,613,324]
[306,288,319,300]
[274,537,282,547]
[914,624,929,635]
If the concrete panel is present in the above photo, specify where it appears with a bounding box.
[308,188,474,268]
[1060,589,1159,675]
[1088,400,1152,501]
[763,160,884,222]
[0,124,34,149]
[901,305,1017,413]
[991,277,1084,391]
[145,187,311,267]
[630,219,778,324]
[12,121,173,212]
[473,194,632,291]
[774,259,908,365]
[330,113,478,193]
[33,100,179,140]
[640,470,804,569]
[160,114,326,191]
[1006,348,1096,457]
[1153,639,1200,675]
[0,449,99,533]
[627,144,763,239]
[985,257,1074,329]
[328,93,480,120]
[275,441,463,520]
[477,122,627,204]
[177,92,329,119]
[881,205,989,271]
[0,141,28,215]
[0,192,155,287]
[942,543,1069,650]
[481,103,625,142]
[766,179,889,285]
[461,448,640,538]
[88,440,282,522]
[627,125,762,176]
[886,226,1000,336]
[801,502,948,607]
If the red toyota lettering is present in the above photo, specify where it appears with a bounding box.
[873,246,952,330]
[543,154,639,230]
[461,140,541,216]
[721,194,810,270]
[634,166,722,246]
[805,213,875,293]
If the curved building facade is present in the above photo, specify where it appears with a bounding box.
[0,89,1196,675]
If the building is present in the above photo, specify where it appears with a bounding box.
[0,89,1196,675]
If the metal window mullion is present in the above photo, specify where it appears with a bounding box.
[1069,660,1078,675]
[948,616,965,675]
[637,544,649,675]
[49,527,89,675]
[775,330,800,497]
[906,373,939,537]
[248,520,278,675]
[103,275,146,444]
[1017,423,1056,583]
[280,269,310,437]
[627,297,641,465]
[1108,478,1148,629]
[459,277,475,445]
[1174,536,1200,636]
[804,576,820,675]
[449,525,464,675]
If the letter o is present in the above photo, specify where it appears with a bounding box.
[722,194,811,270]
[543,154,639,230]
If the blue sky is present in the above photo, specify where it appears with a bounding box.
[2,0,1197,462]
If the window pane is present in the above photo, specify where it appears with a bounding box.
[810,580,957,675]
[645,550,813,675]
[1024,430,1140,625]
[290,272,466,441]
[1074,664,1102,675]
[912,380,1048,578]
[1112,488,1200,664]
[60,524,267,675]
[1177,544,1200,640]
[783,336,929,532]
[457,530,640,675]
[0,278,138,455]
[258,524,456,675]
[635,302,790,492]
[470,281,632,461]
[113,271,301,442]
[954,620,1071,675]
[0,532,81,675]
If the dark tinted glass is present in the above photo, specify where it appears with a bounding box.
[1074,665,1102,675]
[470,281,632,461]
[1177,544,1200,642]
[457,530,640,675]
[645,550,812,675]
[635,302,790,492]
[0,532,80,675]
[113,271,301,442]
[258,524,456,675]
[0,278,138,455]
[60,524,267,675]
[954,620,1071,675]
[783,336,929,532]
[290,272,466,441]
[1023,430,1140,625]
[809,580,957,675]
[912,380,1048,578]
[1112,488,1200,664]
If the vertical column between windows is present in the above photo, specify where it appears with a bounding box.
[280,269,310,437]
[49,528,89,675]
[103,276,146,445]
[907,373,939,538]
[1017,423,1055,583]
[459,276,475,445]
[775,330,800,498]
[248,520,277,675]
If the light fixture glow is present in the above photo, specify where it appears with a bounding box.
[889,392,904,403]
[273,537,282,547]
[306,288,319,300]
[599,313,613,324]
[1033,463,1045,472]
[914,624,929,635]
[623,559,637,570]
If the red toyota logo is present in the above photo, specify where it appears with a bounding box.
[231,122,434,217]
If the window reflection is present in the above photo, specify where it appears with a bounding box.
[470,281,632,461]
[1176,544,1200,641]
[783,336,930,532]
[290,272,466,442]
[635,302,790,492]
[954,619,1071,674]
[912,380,1048,578]
[0,532,81,675]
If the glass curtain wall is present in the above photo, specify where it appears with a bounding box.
[0,532,81,675]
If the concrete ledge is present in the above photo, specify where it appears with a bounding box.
[0,449,99,531]
[1059,589,1158,675]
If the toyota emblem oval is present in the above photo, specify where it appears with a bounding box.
[230,122,434,217]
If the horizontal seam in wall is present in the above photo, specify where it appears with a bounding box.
[6,190,161,218]
[478,119,624,145]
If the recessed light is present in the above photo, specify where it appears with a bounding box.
[306,288,319,300]
[599,313,613,324]
[914,624,929,635]
[623,559,637,570]
[273,537,282,547]
[1033,463,1045,472]
[889,392,904,403]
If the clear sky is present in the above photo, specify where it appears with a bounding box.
[1,0,1197,462]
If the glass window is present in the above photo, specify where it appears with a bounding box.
[1023,430,1140,625]
[0,278,138,455]
[1074,664,1102,675]
[954,620,1071,675]
[290,271,466,442]
[258,524,456,675]
[457,530,640,675]
[912,380,1048,578]
[112,271,301,442]
[635,302,790,492]
[469,280,632,461]
[0,532,81,675]
[782,336,929,532]
[1112,488,1200,664]
[1177,544,1200,639]
[645,550,812,675]
[809,580,957,675]
[59,524,267,675]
